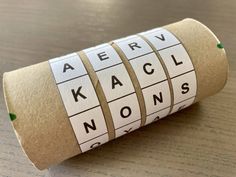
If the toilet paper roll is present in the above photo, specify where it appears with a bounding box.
[3,18,228,170]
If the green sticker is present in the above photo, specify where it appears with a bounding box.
[9,113,16,121]
[217,43,224,49]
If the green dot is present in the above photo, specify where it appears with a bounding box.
[217,43,224,49]
[9,113,16,121]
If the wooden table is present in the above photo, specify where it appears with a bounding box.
[0,0,236,177]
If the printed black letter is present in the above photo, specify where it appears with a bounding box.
[154,34,165,41]
[171,55,183,66]
[153,115,160,122]
[181,83,189,94]
[63,63,74,73]
[143,63,154,75]
[71,86,87,102]
[84,119,97,134]
[177,105,185,111]
[97,51,109,61]
[153,92,163,105]
[120,106,132,118]
[90,142,101,149]
[128,42,141,51]
[111,75,123,89]
[124,127,132,133]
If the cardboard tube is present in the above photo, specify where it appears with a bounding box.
[2,18,228,170]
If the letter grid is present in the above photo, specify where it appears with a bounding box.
[49,28,197,153]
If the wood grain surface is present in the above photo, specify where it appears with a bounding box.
[0,0,236,177]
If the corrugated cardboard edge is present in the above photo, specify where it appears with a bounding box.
[164,18,229,102]
[2,61,80,170]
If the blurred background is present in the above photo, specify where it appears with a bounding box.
[0,0,235,177]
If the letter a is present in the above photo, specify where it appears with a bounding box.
[111,75,123,89]
[63,63,74,73]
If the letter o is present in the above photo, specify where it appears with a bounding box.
[120,106,132,118]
